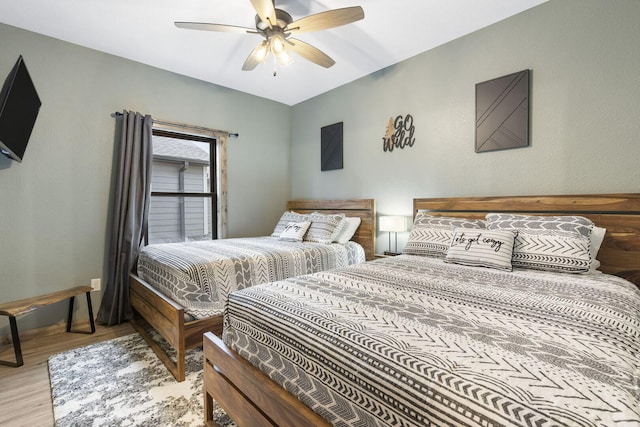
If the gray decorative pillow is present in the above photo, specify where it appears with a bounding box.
[403,213,486,258]
[279,221,311,242]
[485,214,593,238]
[271,211,309,237]
[445,228,516,271]
[305,212,346,244]
[486,213,593,273]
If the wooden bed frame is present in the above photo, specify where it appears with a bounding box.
[130,198,375,382]
[203,193,640,426]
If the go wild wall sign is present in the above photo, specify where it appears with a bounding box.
[383,114,415,152]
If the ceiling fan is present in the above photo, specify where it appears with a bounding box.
[175,0,364,74]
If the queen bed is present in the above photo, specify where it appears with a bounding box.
[204,193,640,426]
[130,198,376,381]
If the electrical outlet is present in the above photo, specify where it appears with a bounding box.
[91,278,101,291]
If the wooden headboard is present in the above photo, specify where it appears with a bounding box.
[287,199,376,261]
[413,194,640,287]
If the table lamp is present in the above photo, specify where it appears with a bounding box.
[379,216,406,255]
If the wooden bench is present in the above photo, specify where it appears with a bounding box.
[0,286,95,367]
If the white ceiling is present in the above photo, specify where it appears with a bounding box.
[0,0,547,106]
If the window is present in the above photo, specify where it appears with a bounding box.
[146,129,217,244]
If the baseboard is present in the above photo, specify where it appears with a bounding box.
[0,319,94,347]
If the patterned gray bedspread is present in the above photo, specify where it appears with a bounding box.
[224,254,640,427]
[136,237,365,319]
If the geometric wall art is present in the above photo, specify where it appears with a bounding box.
[321,122,343,171]
[475,69,530,153]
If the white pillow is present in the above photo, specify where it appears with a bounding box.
[333,217,361,244]
[279,221,311,242]
[445,228,516,271]
[589,226,606,270]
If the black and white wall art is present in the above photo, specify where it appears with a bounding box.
[321,122,343,171]
[475,69,530,153]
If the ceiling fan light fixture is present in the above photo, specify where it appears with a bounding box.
[269,33,286,55]
[267,33,292,68]
[254,40,269,63]
[276,49,292,67]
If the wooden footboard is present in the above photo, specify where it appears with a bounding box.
[130,274,223,381]
[204,332,330,427]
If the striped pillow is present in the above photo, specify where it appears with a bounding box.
[445,228,516,271]
[333,217,361,244]
[485,214,593,238]
[403,213,486,258]
[271,211,309,237]
[486,214,593,273]
[305,212,346,244]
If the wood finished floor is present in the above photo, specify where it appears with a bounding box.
[0,322,134,426]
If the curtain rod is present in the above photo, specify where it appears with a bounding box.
[111,112,239,138]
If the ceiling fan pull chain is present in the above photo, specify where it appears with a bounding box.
[272,55,278,77]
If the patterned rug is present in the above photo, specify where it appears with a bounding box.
[48,333,235,426]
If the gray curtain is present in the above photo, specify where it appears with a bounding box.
[97,111,152,325]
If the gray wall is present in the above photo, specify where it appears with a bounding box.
[2,0,639,335]
[0,23,291,334]
[290,0,640,254]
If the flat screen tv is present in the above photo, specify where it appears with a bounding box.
[0,55,41,162]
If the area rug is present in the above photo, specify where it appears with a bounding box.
[48,333,235,426]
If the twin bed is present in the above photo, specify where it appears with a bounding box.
[129,199,376,381]
[203,193,640,426]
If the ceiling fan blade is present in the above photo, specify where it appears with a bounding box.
[250,0,277,29]
[287,38,335,68]
[286,6,364,34]
[175,21,258,34]
[242,41,269,71]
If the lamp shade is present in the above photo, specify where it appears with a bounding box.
[379,216,406,232]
